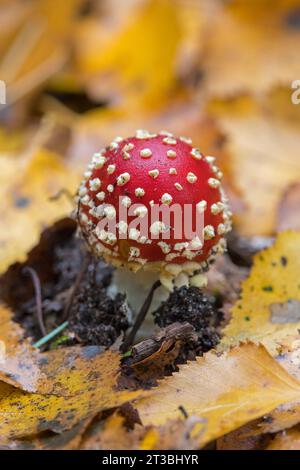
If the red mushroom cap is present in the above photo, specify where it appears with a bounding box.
[76,130,231,283]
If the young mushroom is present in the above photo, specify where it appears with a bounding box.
[76,130,232,344]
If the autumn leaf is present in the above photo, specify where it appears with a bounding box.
[0,347,142,440]
[79,412,204,451]
[0,146,80,274]
[75,0,181,109]
[79,414,144,451]
[202,0,300,97]
[0,304,43,392]
[0,0,84,106]
[208,89,300,236]
[135,342,300,448]
[0,420,90,450]
[221,231,300,354]
[267,426,300,450]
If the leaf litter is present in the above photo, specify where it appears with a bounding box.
[0,0,300,452]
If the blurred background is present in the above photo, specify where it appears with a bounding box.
[0,0,299,273]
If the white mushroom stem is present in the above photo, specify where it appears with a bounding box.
[107,267,169,340]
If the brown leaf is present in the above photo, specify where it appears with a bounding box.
[203,0,300,97]
[267,426,300,450]
[135,342,300,448]
[0,347,142,440]
[0,304,43,392]
[208,90,300,236]
[277,183,300,232]
[0,0,84,106]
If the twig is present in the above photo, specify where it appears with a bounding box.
[49,188,75,205]
[33,321,69,349]
[61,253,91,321]
[178,405,189,419]
[122,280,161,351]
[23,267,47,336]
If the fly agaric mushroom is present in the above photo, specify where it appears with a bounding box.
[76,130,232,291]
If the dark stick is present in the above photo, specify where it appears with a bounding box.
[61,252,91,322]
[178,405,189,419]
[23,267,47,336]
[122,280,161,351]
[49,188,75,204]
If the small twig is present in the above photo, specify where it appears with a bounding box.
[23,267,47,336]
[61,253,91,321]
[49,188,75,205]
[122,280,161,351]
[33,321,69,349]
[178,405,189,419]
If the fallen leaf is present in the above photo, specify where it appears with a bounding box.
[252,336,300,434]
[135,342,300,448]
[208,90,300,236]
[0,304,43,392]
[0,146,80,274]
[267,426,300,450]
[203,0,300,97]
[69,98,228,170]
[0,347,142,440]
[0,0,84,106]
[79,412,204,450]
[79,414,144,450]
[0,419,91,450]
[216,422,269,450]
[75,0,182,110]
[221,231,300,354]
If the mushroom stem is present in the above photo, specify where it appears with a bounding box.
[122,280,161,351]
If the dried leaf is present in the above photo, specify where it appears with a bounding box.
[0,304,43,392]
[0,347,141,440]
[79,412,203,450]
[75,0,181,109]
[0,419,90,450]
[0,0,83,105]
[203,0,300,97]
[221,231,300,354]
[79,414,144,450]
[267,426,300,450]
[0,147,80,274]
[208,90,300,236]
[135,342,300,448]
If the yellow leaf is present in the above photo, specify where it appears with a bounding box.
[0,304,42,392]
[75,0,181,109]
[0,147,80,274]
[0,0,83,105]
[135,342,300,448]
[0,347,141,440]
[203,0,300,97]
[221,231,300,354]
[208,90,300,235]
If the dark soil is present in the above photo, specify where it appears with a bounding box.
[68,271,130,347]
[0,219,129,348]
[153,286,222,362]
